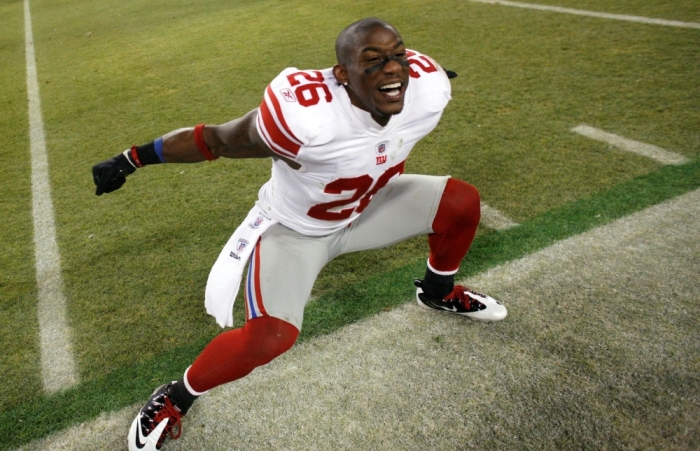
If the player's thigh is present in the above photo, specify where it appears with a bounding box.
[245,224,334,331]
[342,174,449,253]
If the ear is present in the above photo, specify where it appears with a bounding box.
[333,64,348,86]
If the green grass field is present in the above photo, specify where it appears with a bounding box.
[1,0,698,448]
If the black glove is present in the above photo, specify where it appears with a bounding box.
[445,70,458,79]
[92,152,136,196]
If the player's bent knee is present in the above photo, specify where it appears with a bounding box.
[433,178,481,233]
[448,178,480,218]
[243,316,299,364]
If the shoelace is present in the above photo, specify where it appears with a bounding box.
[151,396,183,444]
[444,285,480,311]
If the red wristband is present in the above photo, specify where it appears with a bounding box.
[193,124,218,161]
[129,146,143,167]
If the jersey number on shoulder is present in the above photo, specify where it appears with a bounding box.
[406,51,438,79]
[286,71,333,107]
[307,161,405,221]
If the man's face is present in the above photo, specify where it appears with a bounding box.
[335,26,410,126]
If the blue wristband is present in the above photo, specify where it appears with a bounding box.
[154,137,166,163]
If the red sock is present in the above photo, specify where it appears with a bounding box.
[186,316,299,393]
[428,178,481,273]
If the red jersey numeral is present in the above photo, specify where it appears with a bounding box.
[405,51,438,79]
[287,71,325,86]
[355,162,404,213]
[307,175,373,221]
[286,70,333,107]
[307,162,405,221]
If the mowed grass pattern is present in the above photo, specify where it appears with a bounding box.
[1,0,45,418]
[1,0,698,448]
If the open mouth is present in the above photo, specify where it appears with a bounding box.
[378,82,403,99]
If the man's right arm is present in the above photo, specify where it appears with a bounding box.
[157,109,271,163]
[92,109,291,195]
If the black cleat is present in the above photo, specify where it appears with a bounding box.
[128,383,185,451]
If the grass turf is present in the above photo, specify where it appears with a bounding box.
[1,157,698,450]
[1,0,698,447]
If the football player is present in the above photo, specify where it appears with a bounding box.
[92,18,507,451]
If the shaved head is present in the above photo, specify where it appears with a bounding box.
[335,18,400,65]
[332,18,409,126]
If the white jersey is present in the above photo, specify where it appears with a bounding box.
[255,50,452,236]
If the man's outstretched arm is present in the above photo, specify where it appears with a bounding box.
[92,109,275,195]
[158,109,270,162]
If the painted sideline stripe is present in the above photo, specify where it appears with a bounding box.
[571,125,689,166]
[468,0,700,29]
[481,203,519,230]
[24,0,78,393]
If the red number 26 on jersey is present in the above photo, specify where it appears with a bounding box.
[286,71,333,107]
[307,161,405,221]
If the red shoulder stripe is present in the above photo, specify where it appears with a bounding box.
[258,86,303,158]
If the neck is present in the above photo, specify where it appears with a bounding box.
[344,87,390,127]
[371,113,390,127]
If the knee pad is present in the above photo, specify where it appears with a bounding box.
[432,178,480,233]
[242,316,299,364]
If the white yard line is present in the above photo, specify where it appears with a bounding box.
[468,0,700,29]
[24,0,78,393]
[480,203,519,230]
[571,125,689,166]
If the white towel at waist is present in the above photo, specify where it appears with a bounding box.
[205,202,278,328]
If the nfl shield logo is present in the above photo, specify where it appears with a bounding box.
[236,239,249,253]
[249,216,264,229]
[376,141,388,154]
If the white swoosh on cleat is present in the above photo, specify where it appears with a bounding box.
[129,415,169,451]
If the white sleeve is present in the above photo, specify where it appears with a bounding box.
[256,67,338,160]
[406,50,452,113]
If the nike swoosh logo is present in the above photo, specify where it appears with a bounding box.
[419,295,459,312]
[135,416,169,450]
